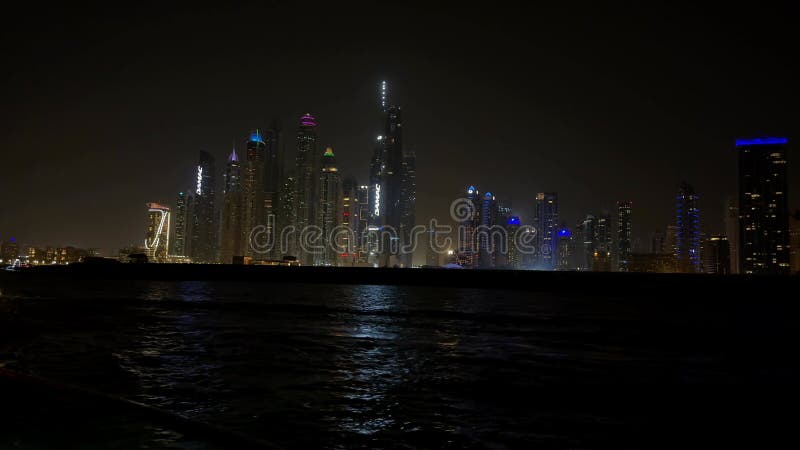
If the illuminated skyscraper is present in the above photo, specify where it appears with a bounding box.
[190,151,217,263]
[617,201,632,272]
[576,215,597,271]
[357,184,370,263]
[294,113,318,265]
[556,225,574,271]
[457,186,481,269]
[317,147,341,266]
[737,137,790,274]
[145,202,171,263]
[340,176,360,266]
[505,216,522,269]
[478,191,498,269]
[534,192,558,270]
[243,129,266,258]
[399,151,416,267]
[220,147,243,264]
[172,191,188,256]
[676,182,700,273]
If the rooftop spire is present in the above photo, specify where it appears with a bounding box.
[380,80,389,112]
[324,146,334,157]
[228,143,238,162]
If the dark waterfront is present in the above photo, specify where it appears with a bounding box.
[1,271,799,448]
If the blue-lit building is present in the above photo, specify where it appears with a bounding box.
[243,129,267,258]
[676,182,700,273]
[737,137,790,274]
[556,225,575,270]
[505,216,522,269]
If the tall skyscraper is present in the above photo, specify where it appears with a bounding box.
[478,191,498,269]
[317,147,341,266]
[703,235,730,275]
[457,186,481,269]
[243,129,266,258]
[357,184,370,263]
[737,137,790,274]
[556,225,574,270]
[172,191,188,256]
[264,120,284,258]
[534,192,558,270]
[144,202,170,263]
[724,196,740,274]
[341,176,361,266]
[220,147,243,264]
[617,201,632,272]
[577,215,596,271]
[278,173,296,258]
[399,151,416,267]
[505,216,521,269]
[676,182,700,273]
[190,151,217,263]
[294,113,318,265]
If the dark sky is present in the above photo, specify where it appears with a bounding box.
[1,2,798,254]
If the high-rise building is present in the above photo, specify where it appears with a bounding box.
[676,182,700,273]
[617,201,632,272]
[190,151,217,263]
[220,147,243,264]
[294,114,318,265]
[790,210,800,274]
[457,186,481,269]
[278,173,296,258]
[595,212,613,270]
[357,184,370,263]
[340,176,360,266]
[703,235,730,275]
[478,191,498,269]
[264,120,284,258]
[173,191,188,257]
[317,147,341,266]
[724,196,740,274]
[1,238,19,265]
[576,215,596,271]
[243,129,267,258]
[399,151,416,267]
[505,216,522,269]
[737,137,790,274]
[556,225,574,270]
[145,202,171,263]
[534,192,558,270]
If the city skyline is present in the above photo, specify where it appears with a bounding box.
[2,4,799,258]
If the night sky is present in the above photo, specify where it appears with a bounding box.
[2,2,798,255]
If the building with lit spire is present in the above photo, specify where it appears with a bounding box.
[295,113,318,265]
[243,129,266,258]
[317,146,341,266]
[221,146,243,263]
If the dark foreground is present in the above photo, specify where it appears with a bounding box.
[1,267,799,448]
